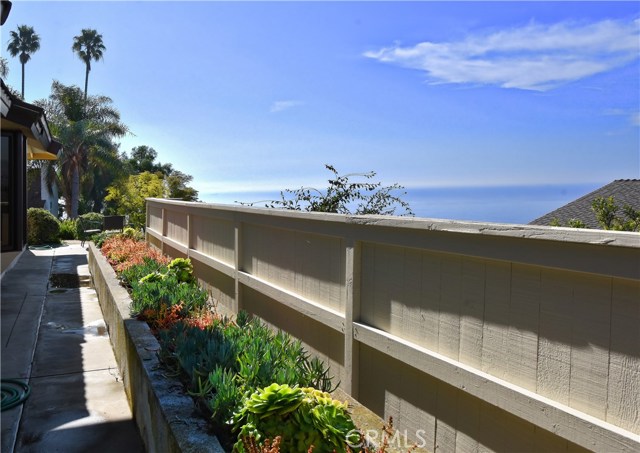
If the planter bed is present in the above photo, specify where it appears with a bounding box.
[88,243,407,453]
[88,242,225,452]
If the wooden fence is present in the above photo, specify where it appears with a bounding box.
[146,198,640,452]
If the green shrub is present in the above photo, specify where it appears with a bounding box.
[58,219,78,240]
[92,230,120,248]
[119,258,168,288]
[567,218,587,228]
[27,208,60,245]
[122,227,143,241]
[129,272,208,317]
[139,257,195,285]
[91,227,143,249]
[76,212,104,238]
[80,212,104,223]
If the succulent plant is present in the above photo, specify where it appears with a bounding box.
[232,384,360,453]
[167,257,195,283]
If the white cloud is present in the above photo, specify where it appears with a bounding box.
[270,100,303,113]
[604,108,627,116]
[364,18,640,91]
[604,108,640,127]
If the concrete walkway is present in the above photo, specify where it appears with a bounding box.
[1,241,144,453]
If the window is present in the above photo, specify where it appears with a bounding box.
[1,132,25,252]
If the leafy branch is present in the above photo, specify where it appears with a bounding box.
[241,164,413,216]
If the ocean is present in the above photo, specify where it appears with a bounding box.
[199,183,602,225]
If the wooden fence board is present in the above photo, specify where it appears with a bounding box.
[507,264,540,391]
[537,269,573,405]
[459,258,485,369]
[569,274,611,420]
[607,278,640,433]
[481,261,511,379]
[438,255,462,360]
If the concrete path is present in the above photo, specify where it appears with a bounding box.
[1,242,144,453]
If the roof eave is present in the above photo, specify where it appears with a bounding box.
[1,78,62,160]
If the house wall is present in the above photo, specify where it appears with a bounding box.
[146,198,640,452]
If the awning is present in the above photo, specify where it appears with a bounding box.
[27,137,59,160]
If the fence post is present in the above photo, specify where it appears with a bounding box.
[186,211,191,259]
[344,238,360,398]
[145,200,150,243]
[161,207,166,254]
[234,216,243,313]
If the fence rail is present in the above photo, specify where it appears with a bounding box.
[146,198,640,452]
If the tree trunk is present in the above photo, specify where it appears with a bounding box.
[71,163,80,219]
[84,64,90,104]
[21,62,25,98]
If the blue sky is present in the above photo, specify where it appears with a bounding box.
[3,1,639,222]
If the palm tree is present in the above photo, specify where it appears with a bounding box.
[72,29,105,103]
[36,81,128,218]
[6,24,40,98]
[81,145,128,213]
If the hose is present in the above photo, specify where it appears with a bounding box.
[28,245,53,250]
[1,379,31,411]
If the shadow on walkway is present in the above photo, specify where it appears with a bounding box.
[1,242,144,453]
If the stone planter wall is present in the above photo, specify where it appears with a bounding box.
[88,243,225,453]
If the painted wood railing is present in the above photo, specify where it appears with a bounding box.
[146,198,640,452]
